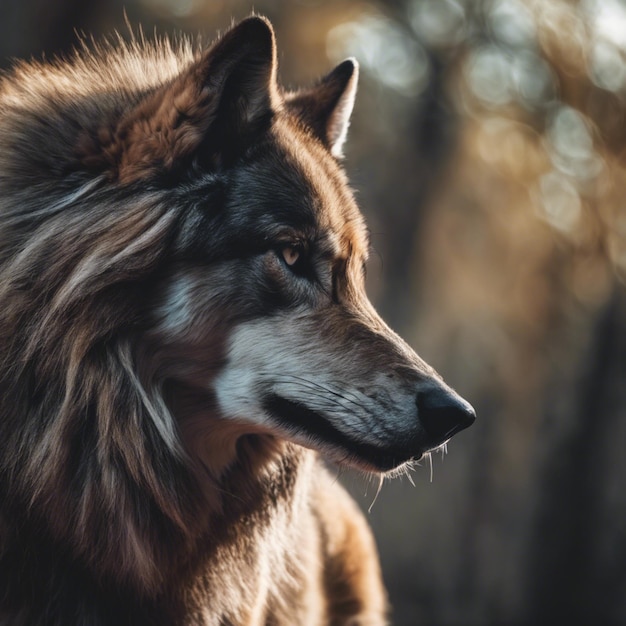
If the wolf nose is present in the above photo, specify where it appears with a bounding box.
[417,388,476,446]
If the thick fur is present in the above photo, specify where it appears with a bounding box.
[0,17,474,626]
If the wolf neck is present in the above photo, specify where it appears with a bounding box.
[179,444,322,624]
[203,438,313,527]
[0,440,315,623]
[155,442,319,619]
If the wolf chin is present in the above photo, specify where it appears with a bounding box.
[0,16,474,626]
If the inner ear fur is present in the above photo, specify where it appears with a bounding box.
[82,16,279,183]
[285,58,359,158]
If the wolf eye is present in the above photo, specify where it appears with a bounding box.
[281,246,301,267]
[275,242,313,279]
[278,243,309,273]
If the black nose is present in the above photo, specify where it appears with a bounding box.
[417,387,476,446]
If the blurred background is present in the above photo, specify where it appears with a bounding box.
[2,0,625,623]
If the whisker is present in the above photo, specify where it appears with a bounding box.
[368,474,384,514]
[273,374,369,413]
[406,466,416,487]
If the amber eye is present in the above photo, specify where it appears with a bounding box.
[281,246,301,267]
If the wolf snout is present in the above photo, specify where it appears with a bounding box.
[417,387,476,448]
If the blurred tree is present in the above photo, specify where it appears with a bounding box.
[527,286,626,624]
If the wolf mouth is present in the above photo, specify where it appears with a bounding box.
[262,393,421,472]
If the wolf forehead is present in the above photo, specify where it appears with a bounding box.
[220,130,369,254]
[0,18,368,262]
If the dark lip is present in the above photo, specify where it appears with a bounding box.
[262,393,424,472]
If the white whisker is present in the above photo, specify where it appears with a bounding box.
[367,474,384,513]
[406,467,416,487]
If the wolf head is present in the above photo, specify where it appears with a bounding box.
[137,17,475,473]
[0,16,473,589]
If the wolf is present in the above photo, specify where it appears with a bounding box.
[0,15,474,625]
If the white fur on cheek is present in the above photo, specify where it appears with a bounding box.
[213,366,265,426]
[213,321,279,429]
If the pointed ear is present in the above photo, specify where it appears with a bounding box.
[196,16,279,137]
[81,16,279,183]
[285,59,359,158]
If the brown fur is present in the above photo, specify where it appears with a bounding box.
[0,16,473,625]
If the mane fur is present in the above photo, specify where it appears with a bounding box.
[0,35,222,595]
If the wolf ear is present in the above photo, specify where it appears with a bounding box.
[193,16,279,141]
[85,16,278,183]
[286,59,359,158]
